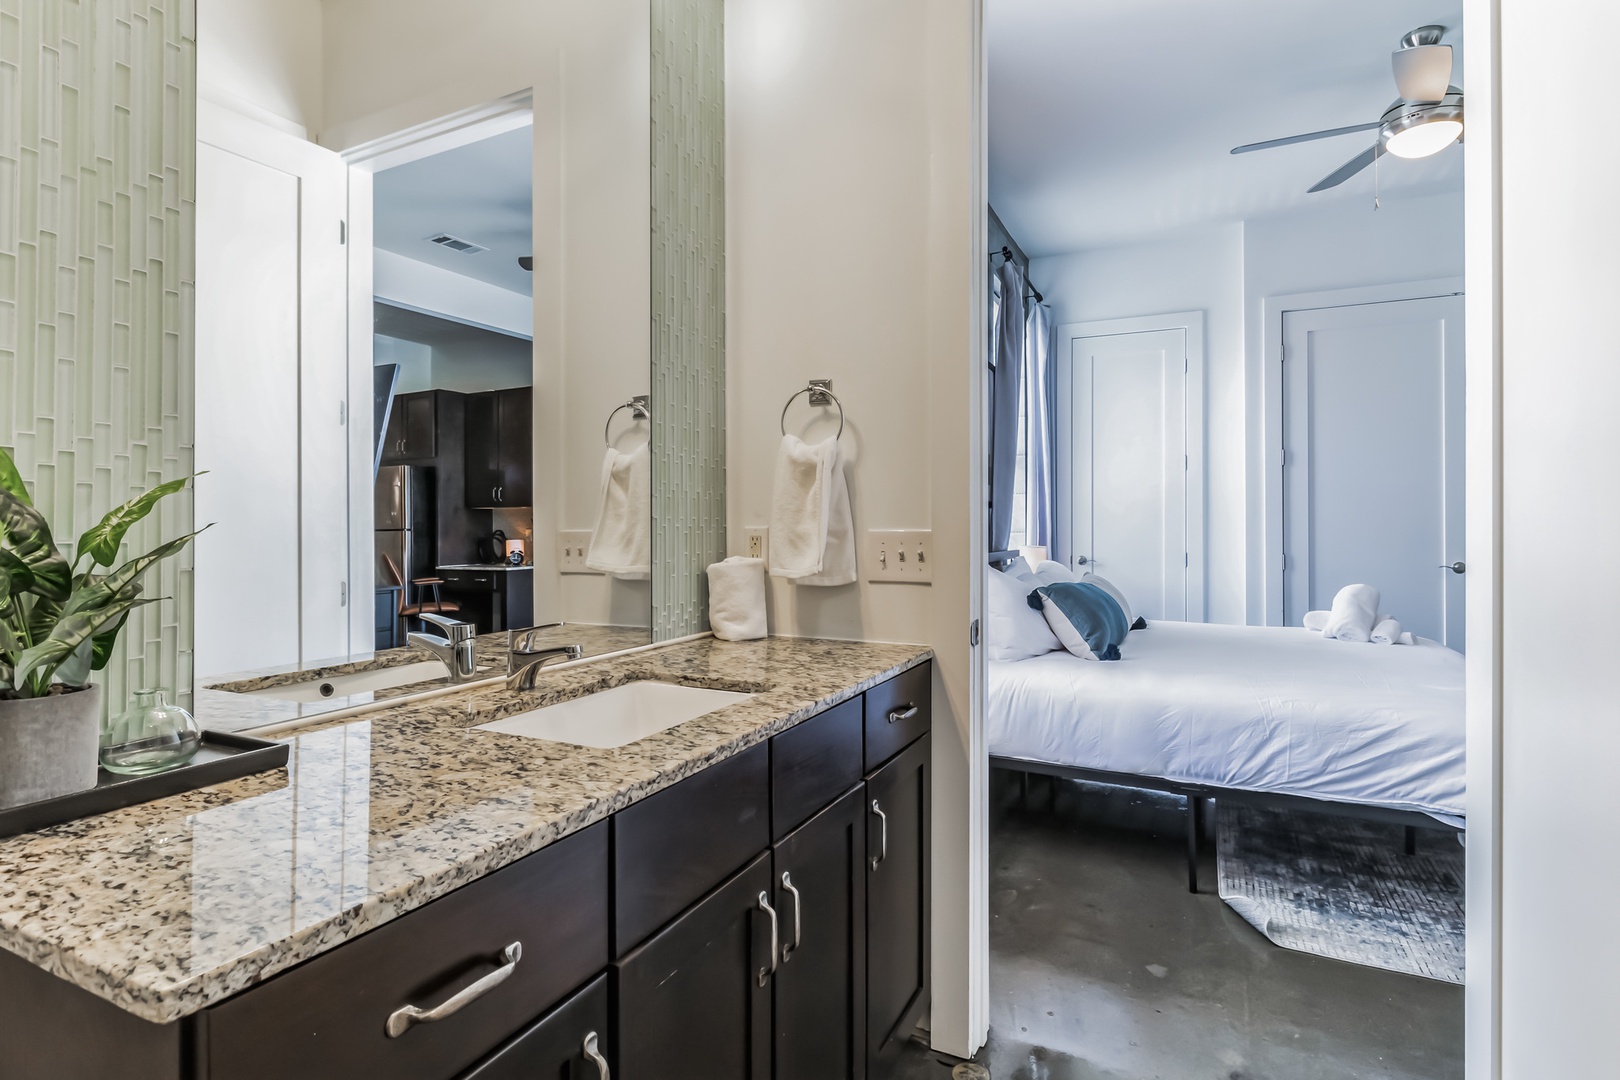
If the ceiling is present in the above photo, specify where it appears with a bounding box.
[373,125,534,295]
[373,302,530,350]
[988,0,1465,256]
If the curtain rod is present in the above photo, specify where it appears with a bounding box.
[990,246,1044,303]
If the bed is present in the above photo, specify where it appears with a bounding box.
[988,619,1466,890]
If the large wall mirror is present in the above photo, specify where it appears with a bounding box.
[1,0,724,718]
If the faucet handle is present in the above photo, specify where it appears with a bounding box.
[509,622,566,654]
[420,611,475,643]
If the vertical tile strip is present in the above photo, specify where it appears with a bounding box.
[0,0,195,709]
[649,0,725,640]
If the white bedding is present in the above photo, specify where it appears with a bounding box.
[988,621,1465,821]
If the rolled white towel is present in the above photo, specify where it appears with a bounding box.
[1371,617,1403,645]
[1321,584,1380,642]
[1399,631,1417,646]
[1303,610,1331,632]
[707,557,767,641]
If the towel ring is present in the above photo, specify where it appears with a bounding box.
[780,383,845,440]
[604,395,650,447]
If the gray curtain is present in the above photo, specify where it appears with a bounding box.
[989,258,1026,552]
[1024,299,1055,547]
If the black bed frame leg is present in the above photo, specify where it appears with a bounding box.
[1186,795,1202,893]
[1404,825,1418,856]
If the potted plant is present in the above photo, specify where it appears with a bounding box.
[0,448,200,809]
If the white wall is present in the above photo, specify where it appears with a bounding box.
[727,0,982,1056]
[323,0,651,631]
[1497,0,1620,1073]
[1028,191,1465,625]
[196,0,323,137]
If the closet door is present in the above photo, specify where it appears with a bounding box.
[773,784,867,1080]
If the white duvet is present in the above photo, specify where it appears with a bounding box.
[988,621,1466,821]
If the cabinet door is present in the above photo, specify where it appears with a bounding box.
[613,852,773,1080]
[464,391,502,507]
[498,387,533,506]
[463,973,612,1080]
[380,396,410,464]
[401,392,437,459]
[774,784,867,1080]
[865,734,931,1068]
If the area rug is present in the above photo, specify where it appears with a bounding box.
[1215,803,1465,983]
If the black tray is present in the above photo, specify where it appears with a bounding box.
[0,731,290,839]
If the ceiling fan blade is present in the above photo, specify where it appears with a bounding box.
[1307,144,1382,192]
[1230,122,1383,155]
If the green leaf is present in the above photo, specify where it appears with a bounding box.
[74,473,197,569]
[0,448,29,506]
[0,489,71,601]
[0,547,35,597]
[63,529,202,619]
[10,596,157,692]
[89,608,132,671]
[54,639,93,688]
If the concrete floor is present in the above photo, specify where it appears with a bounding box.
[885,773,1464,1080]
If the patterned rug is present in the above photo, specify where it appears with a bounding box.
[1215,803,1465,983]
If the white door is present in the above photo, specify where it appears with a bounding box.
[1069,328,1190,621]
[195,105,352,676]
[1282,294,1465,647]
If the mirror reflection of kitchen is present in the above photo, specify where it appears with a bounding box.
[199,103,654,718]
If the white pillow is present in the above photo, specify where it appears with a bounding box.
[1033,559,1079,586]
[1080,572,1135,627]
[985,567,1060,661]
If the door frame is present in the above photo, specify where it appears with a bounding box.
[1257,277,1464,628]
[1055,311,1207,622]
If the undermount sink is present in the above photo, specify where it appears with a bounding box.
[244,660,480,703]
[475,681,754,749]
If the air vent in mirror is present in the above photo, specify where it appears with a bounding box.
[426,233,488,254]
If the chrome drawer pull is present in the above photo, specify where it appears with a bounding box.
[583,1031,611,1079]
[871,800,888,870]
[780,871,802,962]
[887,705,918,724]
[384,941,522,1038]
[757,891,779,987]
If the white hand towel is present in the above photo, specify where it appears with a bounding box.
[1303,610,1331,632]
[707,557,767,641]
[1321,583,1380,642]
[1371,617,1403,645]
[1399,631,1417,646]
[585,442,651,579]
[769,435,855,584]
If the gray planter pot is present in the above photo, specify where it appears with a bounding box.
[0,684,103,810]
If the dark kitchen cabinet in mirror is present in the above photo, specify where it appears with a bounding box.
[380,390,440,464]
[465,387,533,508]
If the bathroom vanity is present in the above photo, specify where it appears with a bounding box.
[0,639,932,1080]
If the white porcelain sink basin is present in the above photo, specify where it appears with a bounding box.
[476,681,753,749]
[245,660,476,703]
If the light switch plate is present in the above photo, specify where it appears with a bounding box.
[865,530,933,584]
[742,527,768,562]
[557,531,599,574]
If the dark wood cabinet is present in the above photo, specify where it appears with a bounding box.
[463,974,612,1080]
[771,697,863,842]
[381,390,439,464]
[613,852,774,1080]
[437,567,534,635]
[772,784,868,1080]
[465,387,533,507]
[864,734,931,1070]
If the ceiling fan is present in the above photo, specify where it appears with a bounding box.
[1231,25,1463,193]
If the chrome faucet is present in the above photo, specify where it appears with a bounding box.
[408,612,480,683]
[507,624,583,690]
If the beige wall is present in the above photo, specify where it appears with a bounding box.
[726,0,984,1055]
[197,0,323,136]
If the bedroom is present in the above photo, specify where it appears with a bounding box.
[973,1,1467,1077]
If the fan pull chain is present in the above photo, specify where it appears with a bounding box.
[1373,145,1381,210]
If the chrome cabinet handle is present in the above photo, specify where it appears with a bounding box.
[385,941,522,1038]
[757,892,779,987]
[870,799,888,870]
[1439,561,1466,574]
[583,1031,611,1079]
[780,872,802,963]
[887,705,918,725]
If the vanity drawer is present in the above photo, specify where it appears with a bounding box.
[613,741,769,955]
[203,822,609,1080]
[863,662,932,773]
[771,696,863,842]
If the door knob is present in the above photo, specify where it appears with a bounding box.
[1439,561,1466,574]
[1075,556,1089,566]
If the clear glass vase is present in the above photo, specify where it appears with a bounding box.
[100,689,202,775]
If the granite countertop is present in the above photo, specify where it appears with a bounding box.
[196,625,654,734]
[0,636,930,1024]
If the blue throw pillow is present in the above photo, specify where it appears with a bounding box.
[1029,581,1129,661]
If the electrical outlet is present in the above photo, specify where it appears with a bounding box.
[557,531,599,574]
[743,527,768,562]
[864,530,933,584]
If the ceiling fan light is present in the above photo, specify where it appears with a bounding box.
[1384,117,1463,159]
